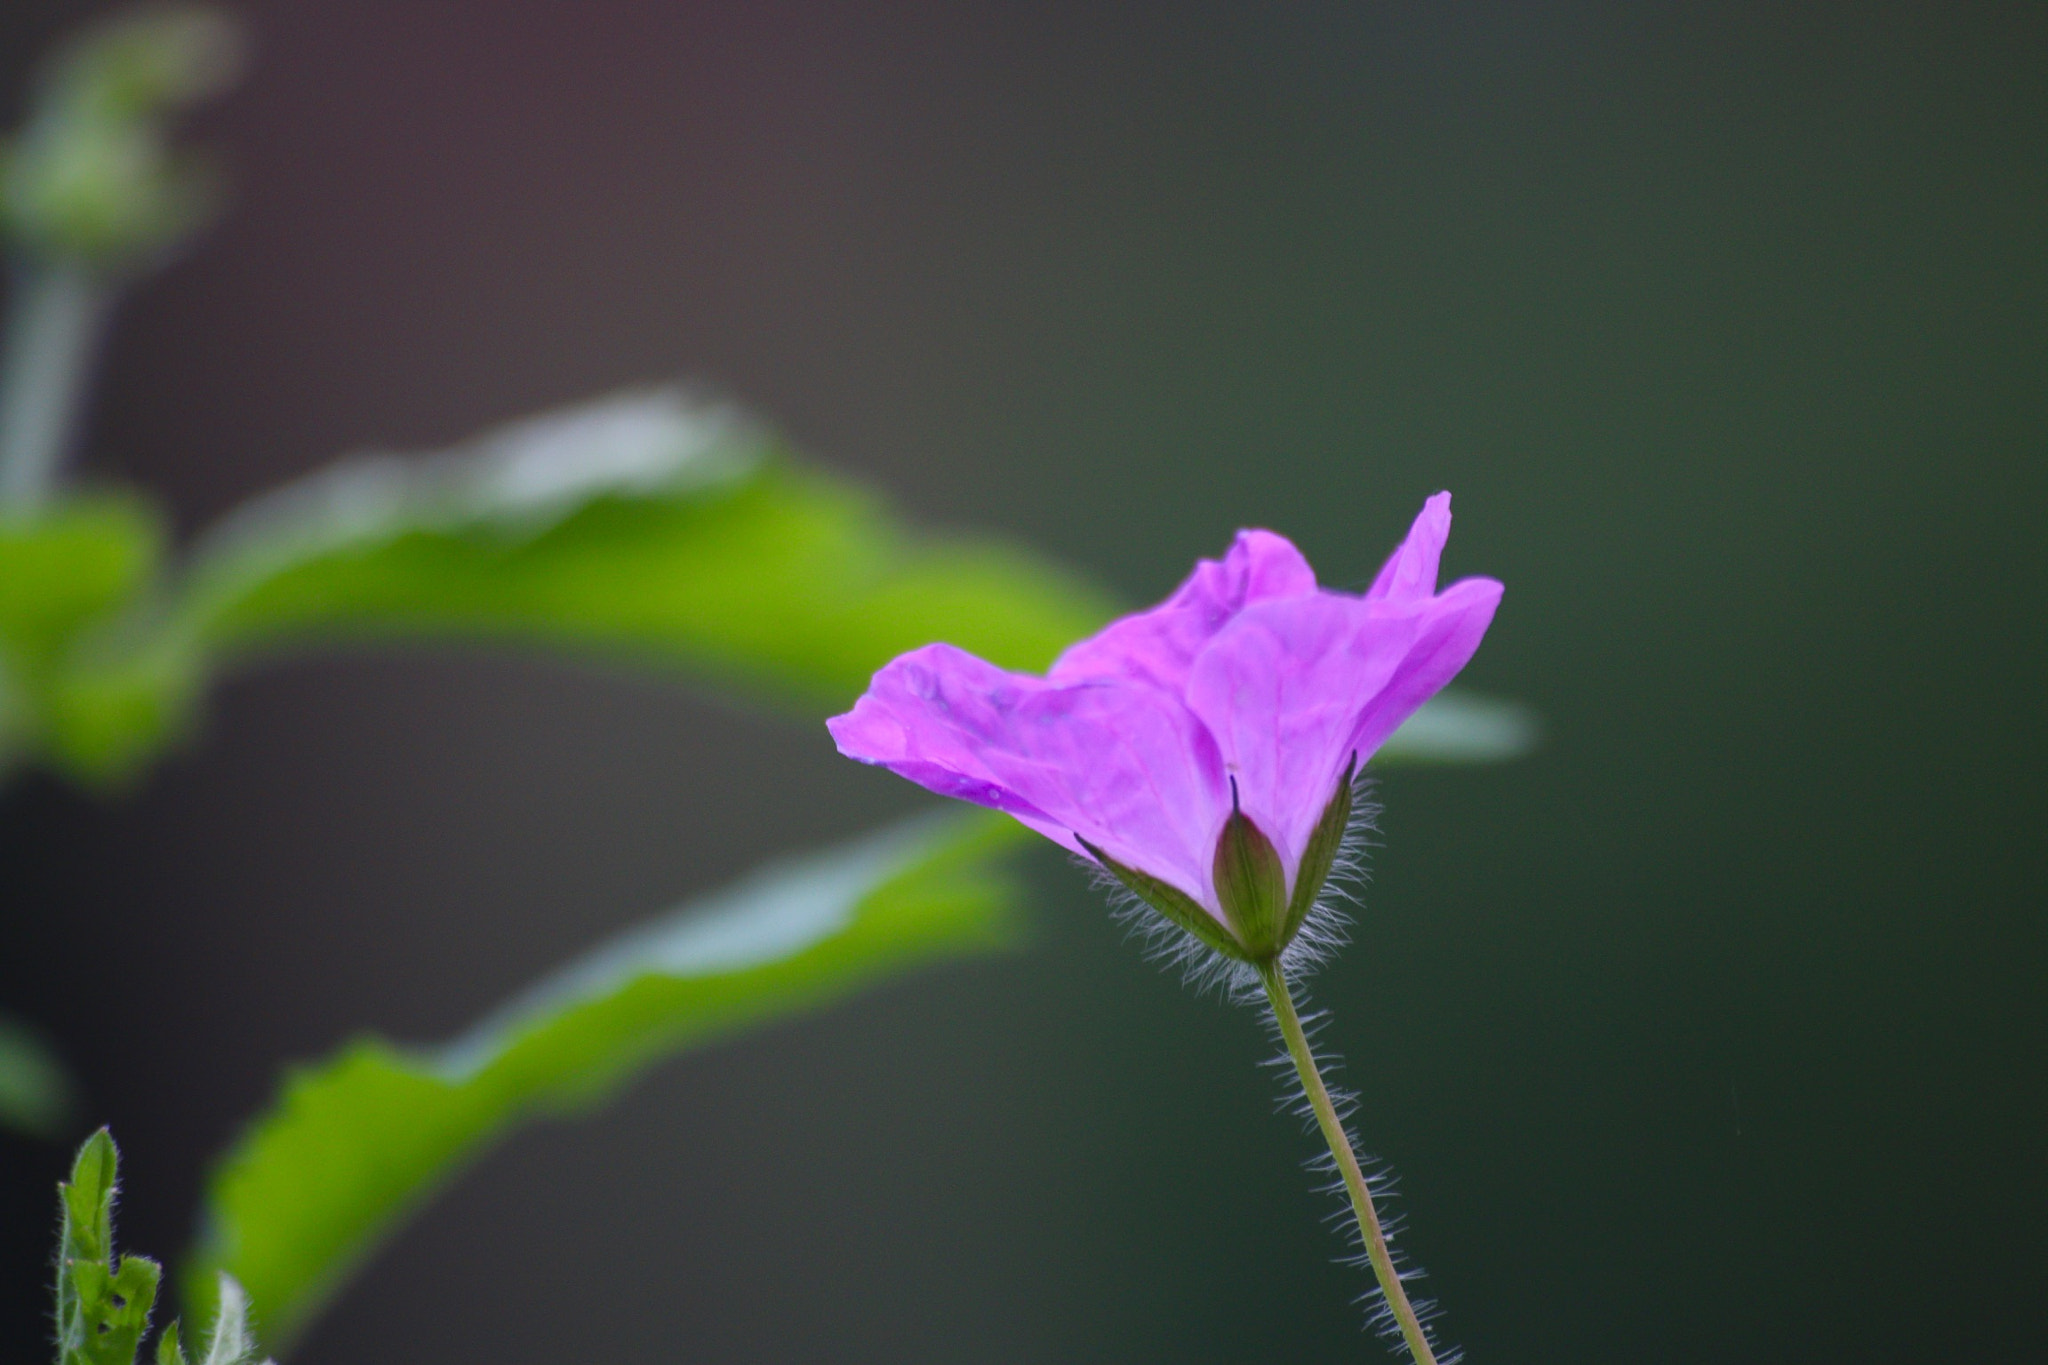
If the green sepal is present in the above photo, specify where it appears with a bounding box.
[1212,801,1288,959]
[1280,754,1356,947]
[1077,838,1250,962]
[155,1320,187,1365]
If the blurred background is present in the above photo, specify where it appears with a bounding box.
[1,0,2043,1360]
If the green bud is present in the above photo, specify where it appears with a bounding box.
[1,7,243,272]
[1212,781,1289,960]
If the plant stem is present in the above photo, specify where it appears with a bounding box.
[1258,958,1439,1365]
[0,262,110,510]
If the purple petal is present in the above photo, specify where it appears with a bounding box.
[1342,576,1504,762]
[1050,529,1317,692]
[1184,594,1419,877]
[1184,576,1503,881]
[829,643,1233,911]
[1367,491,1452,603]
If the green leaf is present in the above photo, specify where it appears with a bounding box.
[1376,689,1540,765]
[0,497,163,677]
[184,809,1029,1354]
[0,496,175,786]
[55,1128,167,1365]
[168,388,1113,706]
[0,1012,76,1137]
[192,1274,265,1365]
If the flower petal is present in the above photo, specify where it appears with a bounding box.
[1184,594,1418,877]
[829,643,1232,910]
[1367,490,1452,603]
[1183,575,1502,879]
[1050,528,1317,692]
[1343,575,1503,762]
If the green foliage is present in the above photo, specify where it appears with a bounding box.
[55,1129,162,1365]
[1375,688,1539,764]
[0,6,241,272]
[0,1012,76,1138]
[53,1129,271,1365]
[0,495,181,783]
[184,810,1028,1354]
[163,387,1112,707]
[0,388,1115,787]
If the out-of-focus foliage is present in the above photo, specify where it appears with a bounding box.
[53,1129,271,1365]
[0,388,1119,787]
[185,810,1027,1354]
[1375,689,1537,765]
[0,1012,75,1138]
[0,5,240,273]
[0,495,176,781]
[166,388,1114,710]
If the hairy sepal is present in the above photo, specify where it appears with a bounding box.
[1213,807,1288,959]
[1077,838,1250,963]
[1281,754,1356,949]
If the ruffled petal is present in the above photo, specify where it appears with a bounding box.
[1051,528,1317,692]
[829,643,1232,911]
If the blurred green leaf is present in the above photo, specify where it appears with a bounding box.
[1376,689,1540,765]
[0,1012,75,1138]
[169,388,1113,700]
[0,495,179,786]
[184,809,1028,1354]
[0,496,163,673]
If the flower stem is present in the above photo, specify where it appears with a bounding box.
[1257,959,1439,1365]
[0,263,111,511]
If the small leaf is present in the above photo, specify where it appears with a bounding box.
[184,810,1029,1353]
[0,1012,75,1138]
[54,1128,165,1365]
[196,1274,263,1365]
[154,1320,186,1365]
[62,1127,117,1264]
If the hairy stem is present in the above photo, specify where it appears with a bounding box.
[0,264,110,510]
[1258,959,1438,1365]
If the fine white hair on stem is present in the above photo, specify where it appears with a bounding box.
[1077,769,1453,1357]
[1256,968,1460,1361]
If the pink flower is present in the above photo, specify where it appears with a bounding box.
[827,493,1502,964]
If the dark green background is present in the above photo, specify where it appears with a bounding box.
[3,1,2042,1360]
